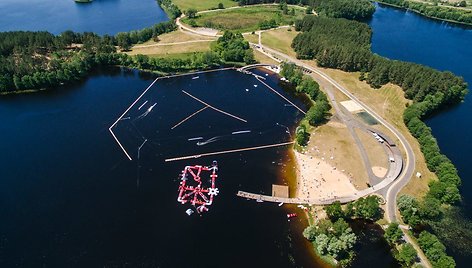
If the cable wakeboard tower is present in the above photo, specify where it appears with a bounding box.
[177,160,219,215]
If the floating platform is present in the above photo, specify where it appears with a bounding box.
[272,184,289,198]
[177,161,219,214]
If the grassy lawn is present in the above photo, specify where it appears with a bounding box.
[127,41,213,57]
[261,28,434,199]
[127,30,215,57]
[320,68,434,198]
[172,0,238,11]
[252,49,279,65]
[244,33,259,44]
[182,5,306,33]
[261,27,299,57]
[140,31,216,45]
[152,52,207,60]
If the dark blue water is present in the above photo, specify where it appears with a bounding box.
[0,67,330,267]
[370,3,472,266]
[0,0,168,35]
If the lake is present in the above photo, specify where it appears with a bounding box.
[0,0,169,35]
[0,67,331,267]
[1,1,468,266]
[369,3,472,266]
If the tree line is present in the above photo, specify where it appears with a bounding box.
[0,21,176,93]
[325,196,383,222]
[378,0,472,25]
[0,20,256,93]
[233,0,314,6]
[302,196,382,266]
[396,195,455,267]
[280,63,331,146]
[114,21,177,51]
[157,0,182,19]
[383,223,418,267]
[292,15,468,266]
[303,218,357,266]
[123,31,256,71]
[314,0,376,20]
[213,31,255,63]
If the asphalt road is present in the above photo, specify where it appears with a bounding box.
[172,10,427,266]
[256,44,416,222]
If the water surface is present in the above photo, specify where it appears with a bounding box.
[369,4,472,266]
[0,67,327,267]
[0,0,168,35]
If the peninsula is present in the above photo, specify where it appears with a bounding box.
[0,0,469,267]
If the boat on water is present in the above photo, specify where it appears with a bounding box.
[75,0,93,3]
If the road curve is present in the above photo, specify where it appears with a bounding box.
[168,9,428,267]
[253,44,416,222]
[175,7,415,222]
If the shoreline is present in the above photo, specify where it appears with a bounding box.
[293,150,358,202]
[375,1,472,27]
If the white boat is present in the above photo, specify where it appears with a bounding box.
[185,209,194,216]
[231,130,251,135]
[147,103,157,112]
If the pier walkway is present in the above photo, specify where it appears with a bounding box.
[237,191,361,205]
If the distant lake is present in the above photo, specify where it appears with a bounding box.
[0,0,169,35]
[369,3,472,267]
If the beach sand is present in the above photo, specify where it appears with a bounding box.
[294,151,358,200]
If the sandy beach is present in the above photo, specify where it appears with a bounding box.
[294,151,358,201]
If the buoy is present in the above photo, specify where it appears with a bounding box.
[186,209,194,216]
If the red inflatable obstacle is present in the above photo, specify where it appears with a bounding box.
[177,160,219,214]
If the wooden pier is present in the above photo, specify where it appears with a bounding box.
[236,190,366,205]
[237,191,307,204]
[165,141,294,162]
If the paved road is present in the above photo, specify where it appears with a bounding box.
[254,45,428,267]
[256,44,416,222]
[170,9,426,266]
[176,17,415,222]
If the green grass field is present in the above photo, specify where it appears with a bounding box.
[182,5,306,33]
[172,0,238,11]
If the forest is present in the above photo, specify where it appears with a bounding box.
[233,0,314,5]
[0,21,176,93]
[292,16,467,104]
[303,196,383,266]
[314,0,376,20]
[378,0,472,25]
[292,14,468,267]
[0,20,257,93]
[157,0,182,19]
[280,63,331,146]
